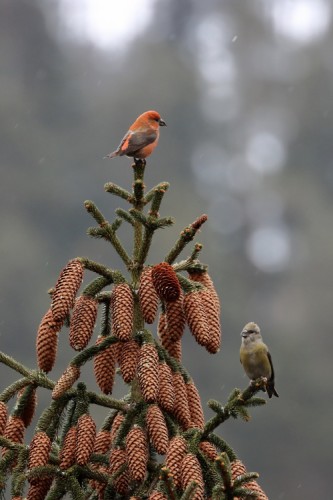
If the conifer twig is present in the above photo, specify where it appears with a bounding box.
[104,182,133,202]
[164,214,208,264]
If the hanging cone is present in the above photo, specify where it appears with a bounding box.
[110,412,125,444]
[3,416,25,445]
[76,413,96,465]
[165,291,186,341]
[146,405,169,455]
[69,295,98,351]
[181,453,205,500]
[109,448,129,495]
[138,343,159,403]
[165,436,187,488]
[51,259,84,321]
[17,386,38,428]
[231,459,268,500]
[52,365,80,399]
[28,431,52,484]
[111,283,134,340]
[28,431,51,468]
[198,286,221,353]
[36,308,62,373]
[126,426,148,482]
[119,339,140,383]
[186,381,205,429]
[89,464,108,498]
[157,362,174,413]
[139,267,159,324]
[0,401,8,435]
[149,492,168,500]
[188,270,220,314]
[93,336,117,394]
[26,477,53,500]
[199,441,218,461]
[183,291,210,348]
[59,426,77,469]
[93,430,112,454]
[172,372,192,430]
[158,313,182,362]
[151,262,181,302]
[2,415,25,458]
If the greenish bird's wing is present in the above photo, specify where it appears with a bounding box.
[267,351,275,381]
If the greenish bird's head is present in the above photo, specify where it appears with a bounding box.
[241,322,262,346]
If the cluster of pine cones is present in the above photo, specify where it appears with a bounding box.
[0,258,267,498]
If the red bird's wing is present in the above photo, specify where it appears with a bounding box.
[116,129,157,156]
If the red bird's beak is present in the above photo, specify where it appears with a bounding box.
[159,119,167,126]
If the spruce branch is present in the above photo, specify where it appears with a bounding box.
[78,257,120,281]
[144,181,170,205]
[115,207,136,226]
[84,200,108,226]
[149,182,170,216]
[104,182,133,203]
[202,383,266,437]
[164,214,208,264]
[0,377,30,403]
[160,466,179,500]
[180,481,199,499]
[87,223,132,267]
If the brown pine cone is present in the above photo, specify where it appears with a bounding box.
[181,453,205,499]
[183,291,210,348]
[26,477,53,500]
[231,459,268,500]
[59,426,77,469]
[93,430,112,454]
[111,283,134,340]
[28,431,52,484]
[198,286,221,353]
[138,343,159,403]
[69,295,98,351]
[172,372,192,430]
[110,413,125,444]
[188,270,220,314]
[157,362,174,413]
[146,405,169,455]
[36,308,62,373]
[126,426,148,482]
[52,365,80,399]
[186,381,204,429]
[51,258,84,321]
[17,386,38,428]
[93,336,117,394]
[151,262,181,302]
[199,441,218,461]
[165,436,187,488]
[149,492,168,499]
[119,339,140,383]
[165,291,186,341]
[109,447,129,494]
[158,313,182,362]
[89,464,109,497]
[76,413,96,465]
[4,416,25,445]
[139,267,159,324]
[0,401,8,435]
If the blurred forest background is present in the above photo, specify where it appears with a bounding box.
[1,0,332,498]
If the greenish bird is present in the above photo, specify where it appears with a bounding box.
[240,322,279,398]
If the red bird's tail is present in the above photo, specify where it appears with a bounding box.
[103,150,118,159]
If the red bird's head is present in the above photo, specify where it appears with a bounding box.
[142,110,167,127]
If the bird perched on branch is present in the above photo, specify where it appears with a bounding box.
[240,322,279,398]
[104,110,166,160]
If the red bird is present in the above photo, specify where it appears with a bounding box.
[104,110,166,160]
